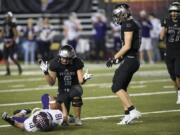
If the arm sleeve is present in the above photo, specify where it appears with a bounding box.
[123,22,134,32]
[49,59,57,72]
[74,58,84,70]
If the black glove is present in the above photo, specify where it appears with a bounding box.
[106,58,121,67]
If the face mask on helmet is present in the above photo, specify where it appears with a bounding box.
[58,45,76,65]
[112,4,130,25]
[33,112,52,131]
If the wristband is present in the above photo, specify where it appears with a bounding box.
[81,78,87,84]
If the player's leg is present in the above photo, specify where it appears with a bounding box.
[2,112,25,129]
[3,45,11,75]
[70,85,83,126]
[175,56,180,104]
[9,46,22,75]
[165,54,178,103]
[112,58,141,125]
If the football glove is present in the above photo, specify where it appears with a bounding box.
[39,59,48,74]
[83,69,92,81]
[106,58,120,68]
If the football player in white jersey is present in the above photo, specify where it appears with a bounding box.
[1,94,68,132]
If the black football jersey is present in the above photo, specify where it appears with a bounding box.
[2,21,17,39]
[49,57,84,91]
[121,19,141,57]
[161,17,180,49]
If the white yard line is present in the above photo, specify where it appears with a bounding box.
[0,70,169,84]
[82,109,180,120]
[0,78,171,93]
[0,91,175,107]
[0,109,180,128]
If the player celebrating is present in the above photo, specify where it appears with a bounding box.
[39,45,92,126]
[106,3,141,125]
[2,12,22,75]
[160,2,180,104]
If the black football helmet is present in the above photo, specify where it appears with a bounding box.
[58,45,76,65]
[33,112,53,131]
[112,3,131,25]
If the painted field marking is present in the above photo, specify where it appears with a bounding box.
[0,109,180,128]
[0,90,175,107]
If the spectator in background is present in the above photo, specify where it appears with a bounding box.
[38,17,53,61]
[149,13,162,62]
[22,18,37,65]
[92,10,107,62]
[110,22,122,52]
[1,12,22,75]
[63,12,82,50]
[139,10,154,64]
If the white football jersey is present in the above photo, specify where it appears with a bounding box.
[24,109,64,132]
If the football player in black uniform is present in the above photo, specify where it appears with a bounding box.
[106,3,141,125]
[39,45,92,126]
[2,12,22,75]
[160,2,180,104]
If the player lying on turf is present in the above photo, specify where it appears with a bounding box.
[1,94,68,132]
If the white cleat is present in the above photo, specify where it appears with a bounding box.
[74,117,82,126]
[126,109,141,124]
[176,99,180,104]
[117,115,130,125]
[2,112,8,120]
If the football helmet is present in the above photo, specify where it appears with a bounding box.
[112,3,131,25]
[33,112,53,131]
[5,11,13,22]
[58,45,76,65]
[169,4,179,12]
[168,4,180,19]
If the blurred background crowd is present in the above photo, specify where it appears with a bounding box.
[0,0,176,65]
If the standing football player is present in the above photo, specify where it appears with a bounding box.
[106,3,141,125]
[39,45,92,126]
[2,12,22,75]
[160,2,180,104]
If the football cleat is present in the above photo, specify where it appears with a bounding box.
[176,99,180,104]
[117,115,130,125]
[68,114,75,123]
[74,117,82,126]
[126,109,141,124]
[2,112,8,120]
[2,112,15,126]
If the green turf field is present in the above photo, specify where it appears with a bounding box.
[0,63,180,135]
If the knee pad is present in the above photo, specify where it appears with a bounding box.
[72,97,83,107]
